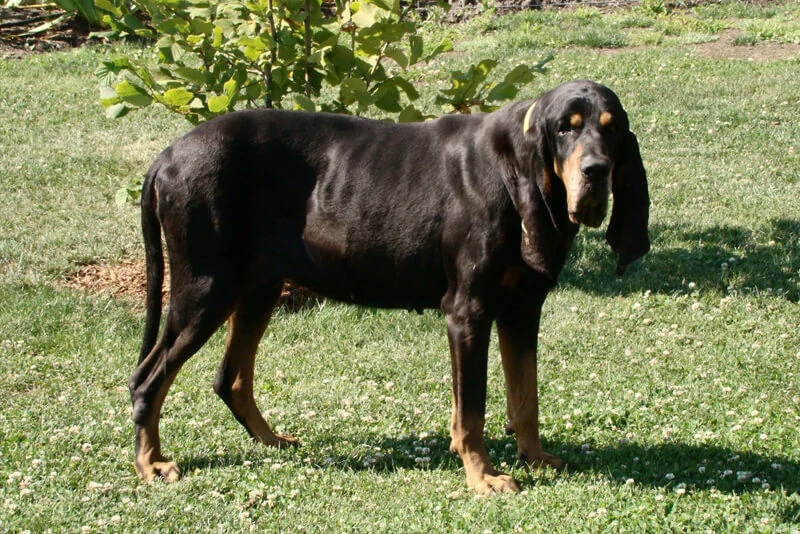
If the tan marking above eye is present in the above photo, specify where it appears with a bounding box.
[569,113,583,128]
[599,111,613,127]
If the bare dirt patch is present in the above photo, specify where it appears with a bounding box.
[61,259,318,311]
[692,29,800,61]
[61,258,155,305]
[0,7,91,59]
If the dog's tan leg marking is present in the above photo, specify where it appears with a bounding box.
[445,308,519,494]
[450,409,520,494]
[215,286,299,449]
[498,321,563,471]
[134,367,182,482]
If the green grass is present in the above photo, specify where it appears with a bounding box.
[2,2,800,532]
[446,0,800,53]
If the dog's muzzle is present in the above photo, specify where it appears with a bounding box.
[569,158,611,228]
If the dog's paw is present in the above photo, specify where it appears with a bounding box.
[468,472,520,495]
[136,460,182,483]
[520,451,564,471]
[270,433,300,449]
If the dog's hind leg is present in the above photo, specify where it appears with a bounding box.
[129,277,235,482]
[213,283,299,448]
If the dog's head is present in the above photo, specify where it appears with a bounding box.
[509,80,650,276]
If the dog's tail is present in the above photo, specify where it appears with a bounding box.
[138,157,165,364]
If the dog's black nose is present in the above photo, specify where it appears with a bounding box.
[581,159,611,181]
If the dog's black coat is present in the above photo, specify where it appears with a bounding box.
[131,80,650,493]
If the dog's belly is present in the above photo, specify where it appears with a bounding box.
[292,216,448,310]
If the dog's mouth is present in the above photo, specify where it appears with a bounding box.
[558,152,612,228]
[568,179,610,228]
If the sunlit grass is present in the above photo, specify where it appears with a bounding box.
[1,2,799,532]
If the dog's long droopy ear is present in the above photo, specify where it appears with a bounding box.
[505,99,564,282]
[605,130,650,275]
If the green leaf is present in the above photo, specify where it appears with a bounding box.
[392,76,419,101]
[212,25,223,48]
[475,58,498,77]
[487,81,518,102]
[95,0,123,18]
[95,57,132,85]
[162,88,194,107]
[115,81,152,108]
[136,66,158,90]
[207,95,230,113]
[99,86,121,107]
[357,21,406,48]
[383,46,408,69]
[239,35,268,61]
[293,94,317,112]
[115,187,132,207]
[105,103,130,119]
[398,104,424,123]
[340,77,368,105]
[425,38,452,62]
[408,34,423,65]
[370,0,399,13]
[173,66,206,85]
[121,13,146,31]
[373,81,402,113]
[503,64,534,85]
[351,2,385,28]
[324,44,356,78]
[223,78,239,99]
[245,82,263,101]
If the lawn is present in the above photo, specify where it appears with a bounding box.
[1,2,799,532]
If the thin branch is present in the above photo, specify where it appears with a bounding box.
[264,0,279,108]
[304,0,312,98]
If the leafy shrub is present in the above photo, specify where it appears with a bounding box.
[97,0,548,204]
[97,0,546,123]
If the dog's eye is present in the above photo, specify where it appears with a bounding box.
[557,122,575,136]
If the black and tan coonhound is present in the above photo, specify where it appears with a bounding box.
[130,79,650,493]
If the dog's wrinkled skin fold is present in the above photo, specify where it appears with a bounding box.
[131,80,650,494]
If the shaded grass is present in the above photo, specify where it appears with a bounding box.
[2,2,800,532]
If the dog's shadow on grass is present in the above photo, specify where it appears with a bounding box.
[293,433,800,496]
[563,218,800,302]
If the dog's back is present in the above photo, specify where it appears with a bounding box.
[150,109,513,309]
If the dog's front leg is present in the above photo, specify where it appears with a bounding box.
[497,296,564,471]
[444,294,519,494]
